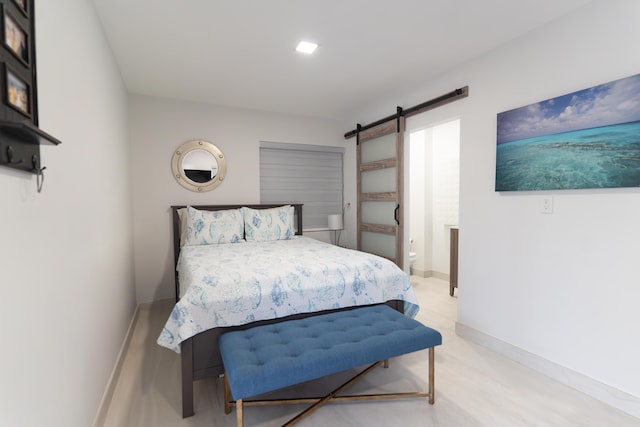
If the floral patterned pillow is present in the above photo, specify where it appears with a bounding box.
[243,205,295,242]
[184,206,244,245]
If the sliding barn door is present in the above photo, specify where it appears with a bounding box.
[357,117,404,267]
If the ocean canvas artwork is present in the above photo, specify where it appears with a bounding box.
[496,73,640,191]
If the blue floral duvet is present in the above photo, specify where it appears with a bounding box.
[157,236,419,352]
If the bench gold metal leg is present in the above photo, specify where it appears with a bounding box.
[429,347,435,404]
[226,352,437,425]
[236,399,243,427]
[281,362,383,426]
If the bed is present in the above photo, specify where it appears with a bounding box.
[157,204,420,418]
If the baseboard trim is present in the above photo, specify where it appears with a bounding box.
[430,271,449,281]
[455,322,640,420]
[92,304,140,427]
[409,268,449,282]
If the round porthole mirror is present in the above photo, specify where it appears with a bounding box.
[171,140,227,192]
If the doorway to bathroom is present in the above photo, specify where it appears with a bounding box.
[408,118,460,281]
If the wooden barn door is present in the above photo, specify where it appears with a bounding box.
[357,116,404,267]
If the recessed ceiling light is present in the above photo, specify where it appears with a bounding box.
[296,41,318,54]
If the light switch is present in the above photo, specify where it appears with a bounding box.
[541,196,553,214]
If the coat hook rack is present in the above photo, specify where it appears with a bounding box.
[0,121,60,193]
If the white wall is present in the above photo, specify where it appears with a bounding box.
[409,130,429,274]
[431,120,460,273]
[349,0,640,410]
[0,1,134,426]
[129,95,347,303]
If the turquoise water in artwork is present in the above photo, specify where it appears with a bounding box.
[495,121,640,191]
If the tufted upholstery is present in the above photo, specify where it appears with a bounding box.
[219,304,442,401]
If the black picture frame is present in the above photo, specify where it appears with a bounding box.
[2,6,28,66]
[4,63,30,117]
[11,0,26,17]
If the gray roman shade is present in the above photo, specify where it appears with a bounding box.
[260,141,344,230]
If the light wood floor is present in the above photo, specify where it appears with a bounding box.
[101,277,640,426]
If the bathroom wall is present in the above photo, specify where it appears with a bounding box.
[408,119,460,278]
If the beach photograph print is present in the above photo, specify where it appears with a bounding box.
[5,67,30,116]
[496,73,640,191]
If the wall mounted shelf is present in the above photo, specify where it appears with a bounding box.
[0,120,60,174]
[0,0,60,191]
[0,120,61,145]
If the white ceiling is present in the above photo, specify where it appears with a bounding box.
[93,0,593,121]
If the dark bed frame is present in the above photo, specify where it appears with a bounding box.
[170,204,403,418]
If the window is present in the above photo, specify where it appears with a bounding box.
[260,141,343,230]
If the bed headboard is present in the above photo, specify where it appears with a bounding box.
[169,204,303,300]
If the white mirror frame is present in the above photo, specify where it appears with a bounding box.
[171,140,227,192]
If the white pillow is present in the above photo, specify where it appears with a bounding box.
[243,205,295,242]
[184,206,244,245]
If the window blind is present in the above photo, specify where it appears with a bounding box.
[260,142,343,230]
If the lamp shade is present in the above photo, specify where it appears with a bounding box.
[327,214,343,230]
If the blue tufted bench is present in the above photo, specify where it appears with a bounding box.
[219,304,442,426]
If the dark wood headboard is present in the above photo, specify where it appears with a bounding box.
[169,204,303,300]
